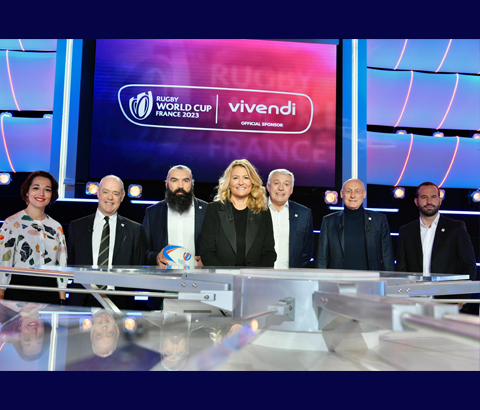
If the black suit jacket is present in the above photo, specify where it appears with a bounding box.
[67,213,147,308]
[200,201,276,267]
[396,215,477,280]
[67,213,147,266]
[287,201,314,268]
[142,198,208,265]
[315,208,395,271]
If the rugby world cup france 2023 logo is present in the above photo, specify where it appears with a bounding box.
[129,91,153,120]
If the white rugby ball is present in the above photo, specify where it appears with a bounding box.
[161,245,198,269]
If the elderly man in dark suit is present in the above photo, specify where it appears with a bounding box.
[316,178,395,271]
[266,169,314,268]
[142,165,208,309]
[67,175,147,308]
[396,181,477,313]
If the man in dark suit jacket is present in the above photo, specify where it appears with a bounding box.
[316,178,395,271]
[142,165,208,310]
[396,182,477,312]
[67,175,147,308]
[142,165,208,266]
[266,169,313,268]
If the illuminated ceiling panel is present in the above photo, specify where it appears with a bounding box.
[367,39,480,74]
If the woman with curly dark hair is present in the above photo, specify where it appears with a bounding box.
[0,171,67,304]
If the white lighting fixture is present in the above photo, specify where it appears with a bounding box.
[433,131,444,137]
[0,172,11,185]
[324,190,338,205]
[471,190,480,203]
[439,189,445,199]
[395,130,407,134]
[128,184,142,198]
[473,134,480,139]
[393,186,405,199]
[85,181,99,195]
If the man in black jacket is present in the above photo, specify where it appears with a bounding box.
[142,165,208,309]
[316,178,394,271]
[67,175,146,308]
[396,181,477,313]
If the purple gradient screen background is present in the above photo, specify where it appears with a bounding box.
[90,39,337,186]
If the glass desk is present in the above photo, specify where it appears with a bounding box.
[0,266,479,371]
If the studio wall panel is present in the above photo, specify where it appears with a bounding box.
[0,50,56,111]
[367,39,480,74]
[367,131,480,188]
[0,39,57,52]
[367,68,480,130]
[0,116,53,172]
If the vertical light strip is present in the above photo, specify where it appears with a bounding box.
[58,40,74,199]
[1,115,16,172]
[215,94,219,124]
[6,50,21,111]
[18,39,25,51]
[393,39,408,70]
[394,70,414,128]
[351,39,358,179]
[438,136,460,188]
[435,39,452,73]
[394,133,414,186]
[436,73,459,130]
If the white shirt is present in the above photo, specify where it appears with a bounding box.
[268,198,290,269]
[419,213,440,276]
[167,203,196,255]
[92,210,117,269]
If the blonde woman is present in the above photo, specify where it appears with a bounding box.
[200,159,276,267]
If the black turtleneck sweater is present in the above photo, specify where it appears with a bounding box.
[343,205,369,270]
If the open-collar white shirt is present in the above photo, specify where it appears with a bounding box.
[167,202,196,255]
[419,213,440,276]
[268,198,290,269]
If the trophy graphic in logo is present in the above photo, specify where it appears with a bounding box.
[129,91,153,120]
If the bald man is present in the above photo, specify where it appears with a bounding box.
[67,175,147,308]
[315,179,394,271]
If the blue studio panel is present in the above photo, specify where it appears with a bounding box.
[367,39,480,74]
[367,69,480,130]
[367,132,480,188]
[0,50,56,111]
[0,116,53,172]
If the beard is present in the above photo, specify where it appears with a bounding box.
[419,204,440,217]
[165,186,194,214]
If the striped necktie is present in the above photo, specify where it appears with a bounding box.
[97,216,110,266]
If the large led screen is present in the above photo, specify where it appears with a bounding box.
[89,39,337,187]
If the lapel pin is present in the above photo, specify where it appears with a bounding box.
[441,228,445,232]
[295,214,298,217]
[368,217,372,221]
[199,206,202,209]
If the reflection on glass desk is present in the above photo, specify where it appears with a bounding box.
[0,300,253,371]
[0,299,478,371]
